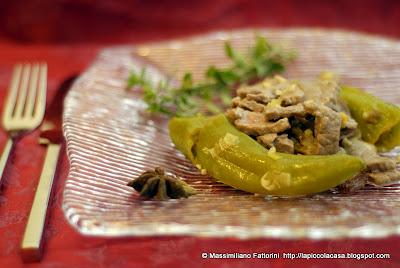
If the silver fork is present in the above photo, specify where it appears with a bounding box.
[0,63,47,186]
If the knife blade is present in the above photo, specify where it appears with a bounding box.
[20,75,76,262]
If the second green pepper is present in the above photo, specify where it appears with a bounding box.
[340,86,400,146]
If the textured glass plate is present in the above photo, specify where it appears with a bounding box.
[62,29,400,239]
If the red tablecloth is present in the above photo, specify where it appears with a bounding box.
[0,1,399,267]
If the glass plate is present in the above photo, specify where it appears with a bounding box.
[62,29,400,239]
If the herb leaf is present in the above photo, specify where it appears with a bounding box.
[127,36,296,117]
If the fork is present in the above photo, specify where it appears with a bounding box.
[0,63,47,186]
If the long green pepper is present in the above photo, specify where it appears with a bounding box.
[169,114,365,196]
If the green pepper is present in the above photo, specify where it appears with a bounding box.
[169,114,364,196]
[169,115,208,163]
[375,122,400,152]
[340,86,400,145]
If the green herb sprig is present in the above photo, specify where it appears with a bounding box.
[127,37,296,117]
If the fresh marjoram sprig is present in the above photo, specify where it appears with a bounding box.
[126,37,296,117]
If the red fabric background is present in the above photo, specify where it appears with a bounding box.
[1,0,400,44]
[0,1,399,267]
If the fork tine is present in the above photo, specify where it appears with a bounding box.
[14,63,31,118]
[25,63,40,117]
[3,64,22,121]
[33,63,47,120]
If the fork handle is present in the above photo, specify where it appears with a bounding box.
[20,144,61,262]
[0,138,13,187]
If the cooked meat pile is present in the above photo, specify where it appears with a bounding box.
[225,74,399,190]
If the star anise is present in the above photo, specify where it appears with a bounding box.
[127,167,197,200]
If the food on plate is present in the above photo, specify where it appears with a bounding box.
[340,86,400,145]
[341,138,398,185]
[226,73,352,155]
[169,73,399,196]
[169,114,364,196]
[127,37,400,197]
[127,167,197,200]
[376,122,400,152]
[224,73,400,187]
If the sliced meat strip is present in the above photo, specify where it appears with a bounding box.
[226,107,291,136]
[246,93,272,104]
[277,83,305,106]
[236,99,265,112]
[235,116,290,136]
[257,133,277,148]
[225,108,239,123]
[302,79,340,109]
[368,171,400,185]
[237,82,276,100]
[226,107,265,123]
[342,138,396,172]
[273,134,295,154]
[231,97,241,107]
[342,138,400,185]
[263,103,305,120]
[366,158,396,172]
[304,100,341,155]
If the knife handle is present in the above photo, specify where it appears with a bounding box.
[0,138,13,187]
[20,144,61,262]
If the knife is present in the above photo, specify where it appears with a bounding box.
[20,76,76,262]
